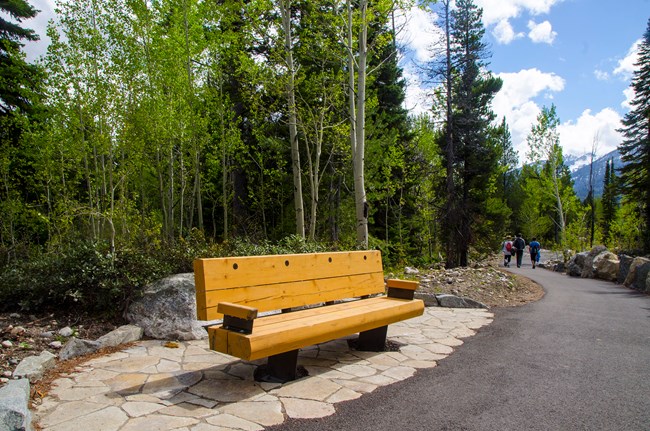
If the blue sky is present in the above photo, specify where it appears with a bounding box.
[20,1,650,165]
[398,0,649,165]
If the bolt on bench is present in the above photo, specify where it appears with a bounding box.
[194,250,425,382]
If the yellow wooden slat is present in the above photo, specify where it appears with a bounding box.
[248,297,420,336]
[249,296,398,329]
[194,259,208,320]
[207,297,424,360]
[217,302,258,320]
[386,279,419,290]
[210,327,228,353]
[195,250,382,291]
[199,272,385,320]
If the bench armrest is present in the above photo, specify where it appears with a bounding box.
[386,279,419,300]
[218,302,258,334]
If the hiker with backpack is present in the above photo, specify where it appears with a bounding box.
[501,236,513,267]
[529,237,541,269]
[512,233,526,268]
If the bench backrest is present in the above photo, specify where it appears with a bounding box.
[194,250,385,321]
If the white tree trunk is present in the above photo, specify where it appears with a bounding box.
[349,0,369,248]
[281,0,305,239]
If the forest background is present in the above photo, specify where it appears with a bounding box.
[1,0,648,318]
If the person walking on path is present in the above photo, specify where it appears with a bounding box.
[513,233,526,268]
[501,236,513,267]
[528,237,541,269]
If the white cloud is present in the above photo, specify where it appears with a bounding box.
[613,39,641,79]
[594,70,609,81]
[621,87,635,110]
[492,19,524,44]
[558,108,623,157]
[22,0,57,61]
[491,68,565,158]
[402,64,432,117]
[475,0,559,26]
[394,6,441,63]
[527,20,556,44]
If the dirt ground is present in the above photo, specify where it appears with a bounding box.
[1,258,544,389]
[406,260,545,308]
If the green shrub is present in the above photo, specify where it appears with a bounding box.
[0,241,177,317]
[0,233,412,317]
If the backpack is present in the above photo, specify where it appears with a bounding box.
[531,242,540,254]
[514,237,525,250]
[505,241,512,252]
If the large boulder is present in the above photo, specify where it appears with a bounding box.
[592,252,619,282]
[581,245,608,278]
[623,257,650,292]
[126,273,207,341]
[567,252,588,277]
[617,254,634,284]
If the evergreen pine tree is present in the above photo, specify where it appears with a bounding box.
[601,159,618,246]
[617,18,650,252]
[448,0,503,266]
[0,0,41,116]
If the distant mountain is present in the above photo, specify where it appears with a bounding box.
[570,149,624,200]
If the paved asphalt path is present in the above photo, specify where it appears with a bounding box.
[269,262,650,431]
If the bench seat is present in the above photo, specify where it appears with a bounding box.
[208,296,424,361]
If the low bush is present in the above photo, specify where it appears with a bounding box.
[0,233,400,317]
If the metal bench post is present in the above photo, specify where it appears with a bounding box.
[254,349,299,383]
[357,325,388,351]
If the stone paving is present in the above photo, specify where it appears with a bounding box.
[33,308,493,431]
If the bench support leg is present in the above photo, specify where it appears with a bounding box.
[357,325,388,351]
[254,349,300,383]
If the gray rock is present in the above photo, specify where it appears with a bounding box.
[436,294,488,309]
[593,252,619,282]
[617,254,634,284]
[125,273,207,341]
[10,326,26,336]
[96,325,143,348]
[58,326,74,337]
[567,252,588,277]
[0,378,32,431]
[59,338,101,361]
[48,341,62,349]
[581,246,608,278]
[404,266,420,275]
[623,257,650,291]
[413,292,439,307]
[12,351,56,382]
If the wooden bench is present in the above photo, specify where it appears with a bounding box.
[194,250,424,382]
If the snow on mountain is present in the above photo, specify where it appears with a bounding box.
[564,153,593,173]
[570,149,623,200]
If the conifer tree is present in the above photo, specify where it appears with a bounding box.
[447,0,502,266]
[617,18,650,252]
[0,0,41,116]
[600,159,618,245]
